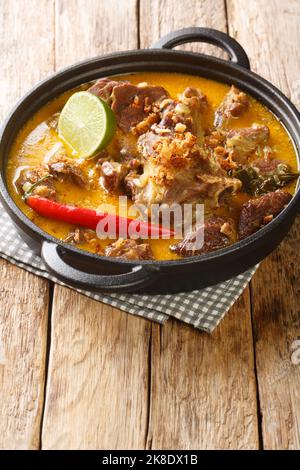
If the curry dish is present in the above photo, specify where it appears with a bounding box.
[7,72,299,261]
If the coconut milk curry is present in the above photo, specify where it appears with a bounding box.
[7,73,298,260]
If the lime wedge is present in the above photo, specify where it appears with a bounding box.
[57,91,116,158]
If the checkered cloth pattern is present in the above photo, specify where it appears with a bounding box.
[0,203,258,332]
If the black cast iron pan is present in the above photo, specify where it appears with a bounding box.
[0,28,299,293]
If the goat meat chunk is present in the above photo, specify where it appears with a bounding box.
[214,85,249,127]
[157,87,208,144]
[252,157,290,175]
[225,124,269,163]
[64,228,97,245]
[112,82,169,132]
[88,78,125,103]
[100,161,129,193]
[131,88,229,208]
[16,166,56,200]
[195,173,242,206]
[238,189,292,239]
[104,238,154,260]
[134,127,241,207]
[64,228,103,254]
[135,131,210,206]
[89,78,168,132]
[170,216,236,257]
[48,154,87,186]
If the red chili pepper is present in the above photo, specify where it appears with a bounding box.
[26,195,174,238]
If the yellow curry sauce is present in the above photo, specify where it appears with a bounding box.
[6,72,298,260]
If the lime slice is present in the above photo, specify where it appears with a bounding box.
[57,91,116,158]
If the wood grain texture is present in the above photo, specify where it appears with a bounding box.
[0,0,52,450]
[147,294,258,450]
[0,0,55,113]
[140,0,229,57]
[227,0,300,450]
[140,0,258,450]
[0,262,49,449]
[42,0,152,450]
[55,0,138,67]
[42,287,151,449]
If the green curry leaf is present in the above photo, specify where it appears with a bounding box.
[234,164,299,196]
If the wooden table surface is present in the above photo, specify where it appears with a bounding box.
[0,0,299,450]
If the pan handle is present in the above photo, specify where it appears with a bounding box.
[151,27,250,70]
[41,241,159,293]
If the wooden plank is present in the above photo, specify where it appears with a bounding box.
[0,0,55,110]
[41,0,152,450]
[0,0,53,449]
[43,287,151,449]
[140,0,259,450]
[0,263,49,450]
[54,0,139,64]
[148,295,258,449]
[227,0,300,449]
[140,0,229,58]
